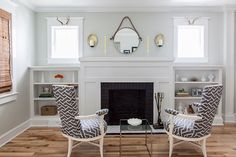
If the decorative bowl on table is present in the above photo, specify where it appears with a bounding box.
[127,118,142,126]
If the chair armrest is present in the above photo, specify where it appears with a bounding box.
[192,102,201,108]
[176,113,202,121]
[96,109,109,116]
[75,114,98,120]
[165,108,179,116]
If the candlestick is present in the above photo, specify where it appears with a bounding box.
[104,35,107,56]
[146,36,150,55]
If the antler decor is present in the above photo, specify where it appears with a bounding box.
[110,16,142,41]
[185,17,201,25]
[57,17,70,25]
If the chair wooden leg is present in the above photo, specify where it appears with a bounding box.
[201,139,207,157]
[99,138,104,157]
[67,138,73,157]
[169,135,174,157]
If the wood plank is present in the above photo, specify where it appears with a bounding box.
[0,124,235,157]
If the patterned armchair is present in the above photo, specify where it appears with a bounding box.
[164,85,223,157]
[53,85,108,157]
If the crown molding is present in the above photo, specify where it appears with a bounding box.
[11,0,35,11]
[223,5,236,12]
[34,6,225,13]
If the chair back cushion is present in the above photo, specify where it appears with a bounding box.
[53,85,81,138]
[195,85,223,135]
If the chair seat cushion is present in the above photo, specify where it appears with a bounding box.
[164,116,205,138]
[79,118,107,138]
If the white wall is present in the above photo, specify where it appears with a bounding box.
[35,12,223,65]
[0,0,35,136]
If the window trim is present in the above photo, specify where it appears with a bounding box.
[0,92,18,105]
[0,7,17,105]
[46,17,84,64]
[173,17,209,63]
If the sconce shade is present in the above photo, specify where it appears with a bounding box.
[88,34,98,47]
[154,34,164,47]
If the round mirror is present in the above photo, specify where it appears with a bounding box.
[113,28,140,54]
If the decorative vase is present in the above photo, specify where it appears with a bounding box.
[55,78,62,82]
[153,92,164,129]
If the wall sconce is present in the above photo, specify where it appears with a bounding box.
[87,34,98,47]
[154,34,164,47]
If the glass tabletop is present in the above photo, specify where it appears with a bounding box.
[120,119,152,132]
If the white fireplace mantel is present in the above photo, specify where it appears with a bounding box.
[79,57,174,123]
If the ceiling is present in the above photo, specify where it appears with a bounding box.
[13,0,236,11]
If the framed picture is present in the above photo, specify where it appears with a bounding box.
[123,50,130,54]
[191,88,203,97]
[132,47,137,52]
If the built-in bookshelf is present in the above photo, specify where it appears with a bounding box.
[173,65,223,125]
[29,66,79,126]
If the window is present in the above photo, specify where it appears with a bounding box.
[174,17,209,63]
[0,9,12,94]
[47,17,84,64]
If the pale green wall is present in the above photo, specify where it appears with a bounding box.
[35,12,223,65]
[0,0,35,136]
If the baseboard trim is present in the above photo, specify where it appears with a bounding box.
[224,114,236,123]
[0,120,31,147]
[213,115,224,125]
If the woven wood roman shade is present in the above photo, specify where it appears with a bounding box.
[0,9,12,94]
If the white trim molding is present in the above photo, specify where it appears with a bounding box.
[0,92,18,106]
[0,120,31,147]
[224,114,236,123]
[223,9,235,124]
[46,17,84,64]
[173,17,209,63]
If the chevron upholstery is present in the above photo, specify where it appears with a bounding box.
[53,85,107,139]
[165,85,223,138]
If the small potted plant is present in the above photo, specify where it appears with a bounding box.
[54,74,64,82]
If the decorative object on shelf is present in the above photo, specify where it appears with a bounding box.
[104,35,107,56]
[87,34,98,47]
[180,77,188,82]
[127,118,142,126]
[54,74,64,82]
[175,74,180,81]
[190,77,198,82]
[191,88,203,97]
[184,105,195,114]
[110,16,142,54]
[208,74,215,82]
[201,75,207,82]
[153,92,164,129]
[154,34,164,47]
[177,102,184,113]
[146,36,150,55]
[41,72,45,83]
[39,86,53,97]
[176,88,190,97]
[41,105,57,116]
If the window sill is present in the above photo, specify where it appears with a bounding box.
[0,92,18,106]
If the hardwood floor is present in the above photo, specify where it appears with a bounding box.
[0,124,235,157]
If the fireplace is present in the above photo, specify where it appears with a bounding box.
[101,82,153,125]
